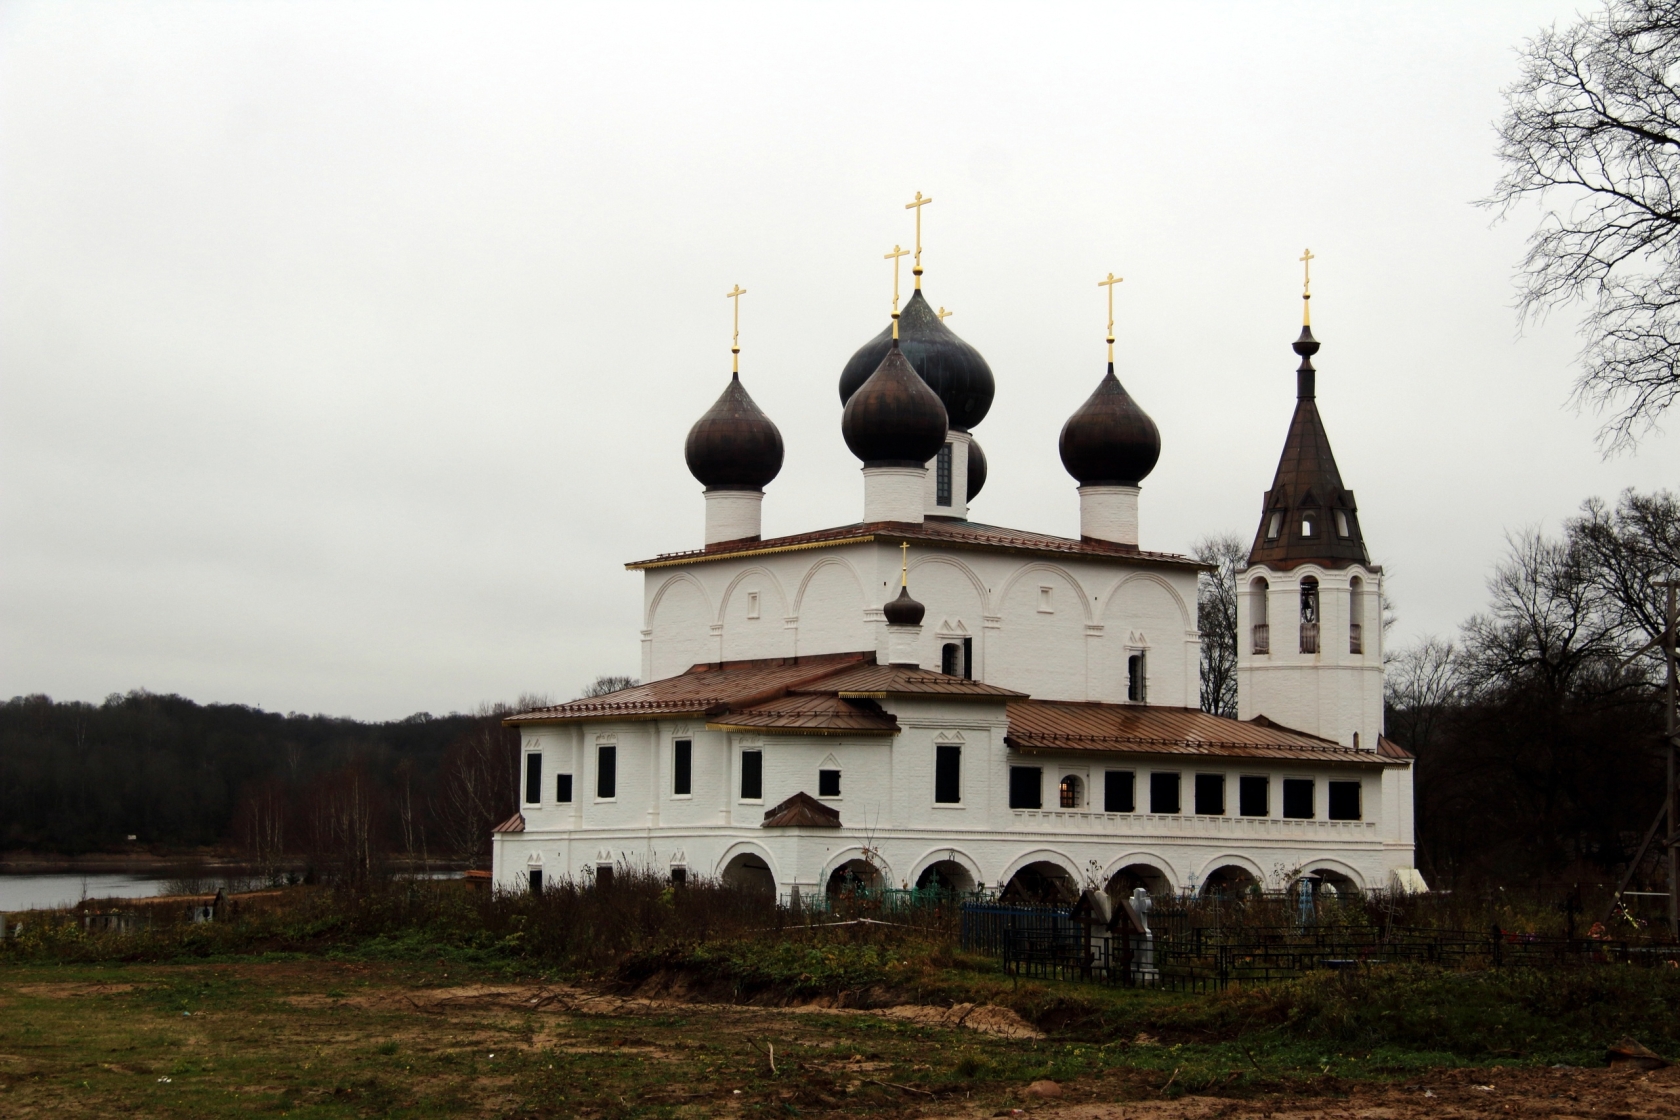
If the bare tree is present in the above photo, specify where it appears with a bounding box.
[582,675,638,698]
[1569,487,1680,648]
[1191,533,1246,717]
[1487,0,1680,448]
[235,778,289,886]
[434,706,518,862]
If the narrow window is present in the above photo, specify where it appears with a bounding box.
[740,749,763,800]
[936,443,953,506]
[1038,586,1054,613]
[596,745,617,799]
[1058,774,1084,809]
[1282,777,1315,819]
[1149,771,1180,814]
[941,642,960,675]
[1008,766,1042,809]
[819,768,842,798]
[1238,775,1269,817]
[1328,780,1362,820]
[1194,773,1225,816]
[670,866,688,885]
[746,591,760,619]
[1127,652,1147,702]
[1300,577,1320,654]
[1266,511,1282,539]
[1335,510,1350,537]
[524,753,542,805]
[528,869,543,896]
[934,745,961,803]
[1301,516,1315,537]
[595,864,615,888]
[555,773,573,803]
[962,636,973,679]
[1349,576,1364,655]
[1251,577,1271,653]
[673,739,693,796]
[1104,770,1135,813]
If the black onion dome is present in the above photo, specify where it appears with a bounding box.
[684,373,785,490]
[840,290,995,431]
[1058,364,1161,486]
[883,584,925,625]
[841,342,949,466]
[966,437,988,501]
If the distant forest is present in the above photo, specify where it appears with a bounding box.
[2,489,1675,892]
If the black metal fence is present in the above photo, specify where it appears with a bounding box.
[960,900,1680,991]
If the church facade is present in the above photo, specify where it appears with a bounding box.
[491,243,1422,902]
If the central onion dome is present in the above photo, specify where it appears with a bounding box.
[1058,364,1161,486]
[842,342,949,466]
[839,290,995,431]
[882,582,926,625]
[685,373,784,490]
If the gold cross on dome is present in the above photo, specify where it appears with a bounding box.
[1098,272,1124,361]
[1299,247,1314,325]
[936,306,953,321]
[726,284,746,372]
[900,540,910,586]
[905,191,932,285]
[884,244,909,339]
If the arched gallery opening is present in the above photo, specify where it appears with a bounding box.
[1200,864,1260,899]
[720,852,775,893]
[1296,868,1361,901]
[1000,861,1078,905]
[826,858,882,897]
[915,860,976,893]
[1105,863,1169,899]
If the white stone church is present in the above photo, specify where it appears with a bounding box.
[491,244,1423,903]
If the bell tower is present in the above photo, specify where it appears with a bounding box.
[1235,256,1383,751]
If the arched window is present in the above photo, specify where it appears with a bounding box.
[1301,515,1315,537]
[1266,511,1283,540]
[1251,578,1270,653]
[1059,774,1084,809]
[1299,577,1320,653]
[1335,510,1350,537]
[1349,576,1365,654]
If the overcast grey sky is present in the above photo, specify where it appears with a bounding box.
[4,1,1676,720]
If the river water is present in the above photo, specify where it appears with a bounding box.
[0,874,181,912]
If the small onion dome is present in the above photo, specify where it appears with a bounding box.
[966,436,988,501]
[839,290,995,431]
[1058,364,1161,486]
[684,373,785,490]
[882,583,926,626]
[841,341,949,466]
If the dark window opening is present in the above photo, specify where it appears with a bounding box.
[596,745,616,799]
[962,636,973,679]
[1150,771,1181,814]
[741,749,763,800]
[1238,775,1268,817]
[819,767,841,798]
[1194,773,1225,816]
[935,746,961,803]
[595,864,615,888]
[555,773,573,803]
[528,869,543,896]
[941,642,960,675]
[1283,777,1315,819]
[670,866,688,886]
[524,753,542,805]
[673,739,692,796]
[1127,652,1147,703]
[1328,780,1362,820]
[936,443,953,506]
[1008,766,1042,809]
[1104,770,1135,813]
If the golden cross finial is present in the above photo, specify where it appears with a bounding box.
[900,541,910,587]
[936,306,953,321]
[1299,248,1314,326]
[725,284,747,373]
[884,244,909,340]
[1098,272,1124,364]
[905,191,932,287]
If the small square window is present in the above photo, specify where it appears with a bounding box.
[1008,766,1042,809]
[818,768,841,798]
[1328,780,1362,820]
[1104,770,1135,813]
[1283,777,1315,819]
[670,866,688,886]
[555,773,573,804]
[1150,771,1180,814]
[1194,773,1225,816]
[1238,775,1268,817]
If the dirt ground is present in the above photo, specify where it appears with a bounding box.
[2,961,1676,1118]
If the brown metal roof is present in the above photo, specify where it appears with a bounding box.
[491,812,525,833]
[707,693,899,735]
[762,791,842,828]
[1376,735,1414,761]
[626,519,1206,571]
[812,662,1027,700]
[505,651,873,724]
[1004,701,1401,765]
